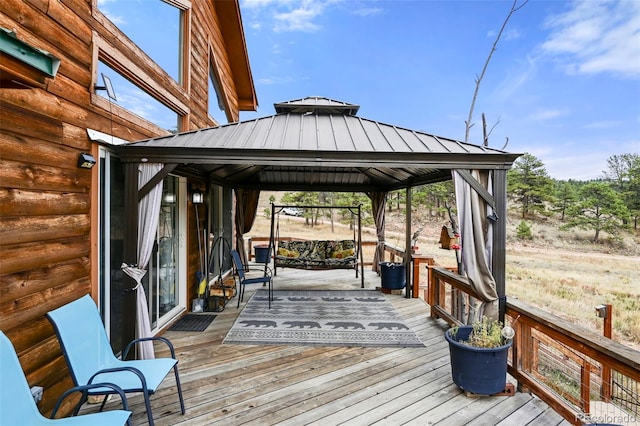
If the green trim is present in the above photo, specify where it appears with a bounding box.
[1,27,60,77]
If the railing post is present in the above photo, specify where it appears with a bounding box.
[439,278,446,317]
[521,318,533,374]
[598,304,613,402]
[451,288,459,321]
[581,360,592,415]
[429,267,438,319]
[412,257,421,299]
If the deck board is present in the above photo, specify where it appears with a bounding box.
[94,267,568,425]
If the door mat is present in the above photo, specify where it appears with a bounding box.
[223,289,424,348]
[168,313,217,332]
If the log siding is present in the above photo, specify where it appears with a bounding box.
[0,0,256,416]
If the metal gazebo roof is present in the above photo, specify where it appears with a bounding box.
[117,96,521,191]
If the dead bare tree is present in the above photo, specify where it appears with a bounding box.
[465,0,528,145]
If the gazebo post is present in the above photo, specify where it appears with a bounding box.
[493,169,508,322]
[405,186,412,298]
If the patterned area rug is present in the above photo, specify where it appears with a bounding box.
[223,289,424,347]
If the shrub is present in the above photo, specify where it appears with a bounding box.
[517,220,533,240]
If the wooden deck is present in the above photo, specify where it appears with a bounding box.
[103,267,571,425]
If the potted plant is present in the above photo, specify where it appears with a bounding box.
[444,316,515,395]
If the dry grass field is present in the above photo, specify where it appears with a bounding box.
[247,193,640,351]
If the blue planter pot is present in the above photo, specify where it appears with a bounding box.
[445,326,512,395]
[254,245,269,263]
[379,262,406,290]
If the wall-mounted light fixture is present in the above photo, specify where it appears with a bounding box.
[77,153,96,169]
[192,192,204,204]
[163,193,176,204]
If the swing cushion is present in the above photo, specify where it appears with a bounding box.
[276,240,356,269]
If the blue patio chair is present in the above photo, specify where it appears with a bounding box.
[231,249,273,308]
[0,331,131,425]
[46,295,185,426]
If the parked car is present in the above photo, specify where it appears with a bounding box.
[282,207,303,216]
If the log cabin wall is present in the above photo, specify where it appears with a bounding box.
[0,0,255,416]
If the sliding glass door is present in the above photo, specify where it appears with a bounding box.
[99,154,186,352]
[145,175,186,330]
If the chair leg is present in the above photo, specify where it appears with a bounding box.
[98,394,109,412]
[173,364,185,414]
[236,284,243,308]
[143,390,154,426]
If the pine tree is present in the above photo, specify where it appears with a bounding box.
[552,180,579,221]
[604,154,640,230]
[562,182,629,242]
[507,153,553,219]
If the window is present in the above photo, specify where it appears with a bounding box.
[93,1,191,133]
[209,51,229,124]
[97,0,186,84]
[98,61,180,133]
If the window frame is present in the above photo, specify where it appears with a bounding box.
[208,46,231,124]
[91,1,192,133]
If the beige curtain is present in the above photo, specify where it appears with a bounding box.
[234,188,260,265]
[454,170,498,322]
[121,163,164,360]
[367,191,387,274]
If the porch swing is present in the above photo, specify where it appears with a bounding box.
[268,204,365,288]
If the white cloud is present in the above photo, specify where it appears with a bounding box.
[256,75,302,85]
[527,109,570,121]
[541,0,640,79]
[241,0,346,33]
[241,0,283,9]
[487,28,521,40]
[352,7,384,17]
[273,4,324,32]
[493,54,538,102]
[97,0,127,25]
[542,151,608,180]
[102,10,126,26]
[582,120,623,130]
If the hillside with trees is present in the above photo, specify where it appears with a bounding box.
[507,152,639,250]
[268,152,639,254]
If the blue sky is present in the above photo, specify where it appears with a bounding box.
[239,0,639,181]
[100,0,639,181]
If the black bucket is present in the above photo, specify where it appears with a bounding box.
[254,245,269,263]
[379,262,406,290]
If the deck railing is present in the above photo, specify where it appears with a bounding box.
[428,267,640,426]
[246,237,639,425]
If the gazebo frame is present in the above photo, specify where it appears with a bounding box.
[115,96,521,344]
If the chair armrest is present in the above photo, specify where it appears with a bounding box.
[123,336,177,359]
[50,382,130,418]
[88,366,148,391]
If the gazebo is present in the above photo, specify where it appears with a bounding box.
[116,96,521,343]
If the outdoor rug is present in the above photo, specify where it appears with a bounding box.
[223,289,424,347]
[168,313,217,332]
